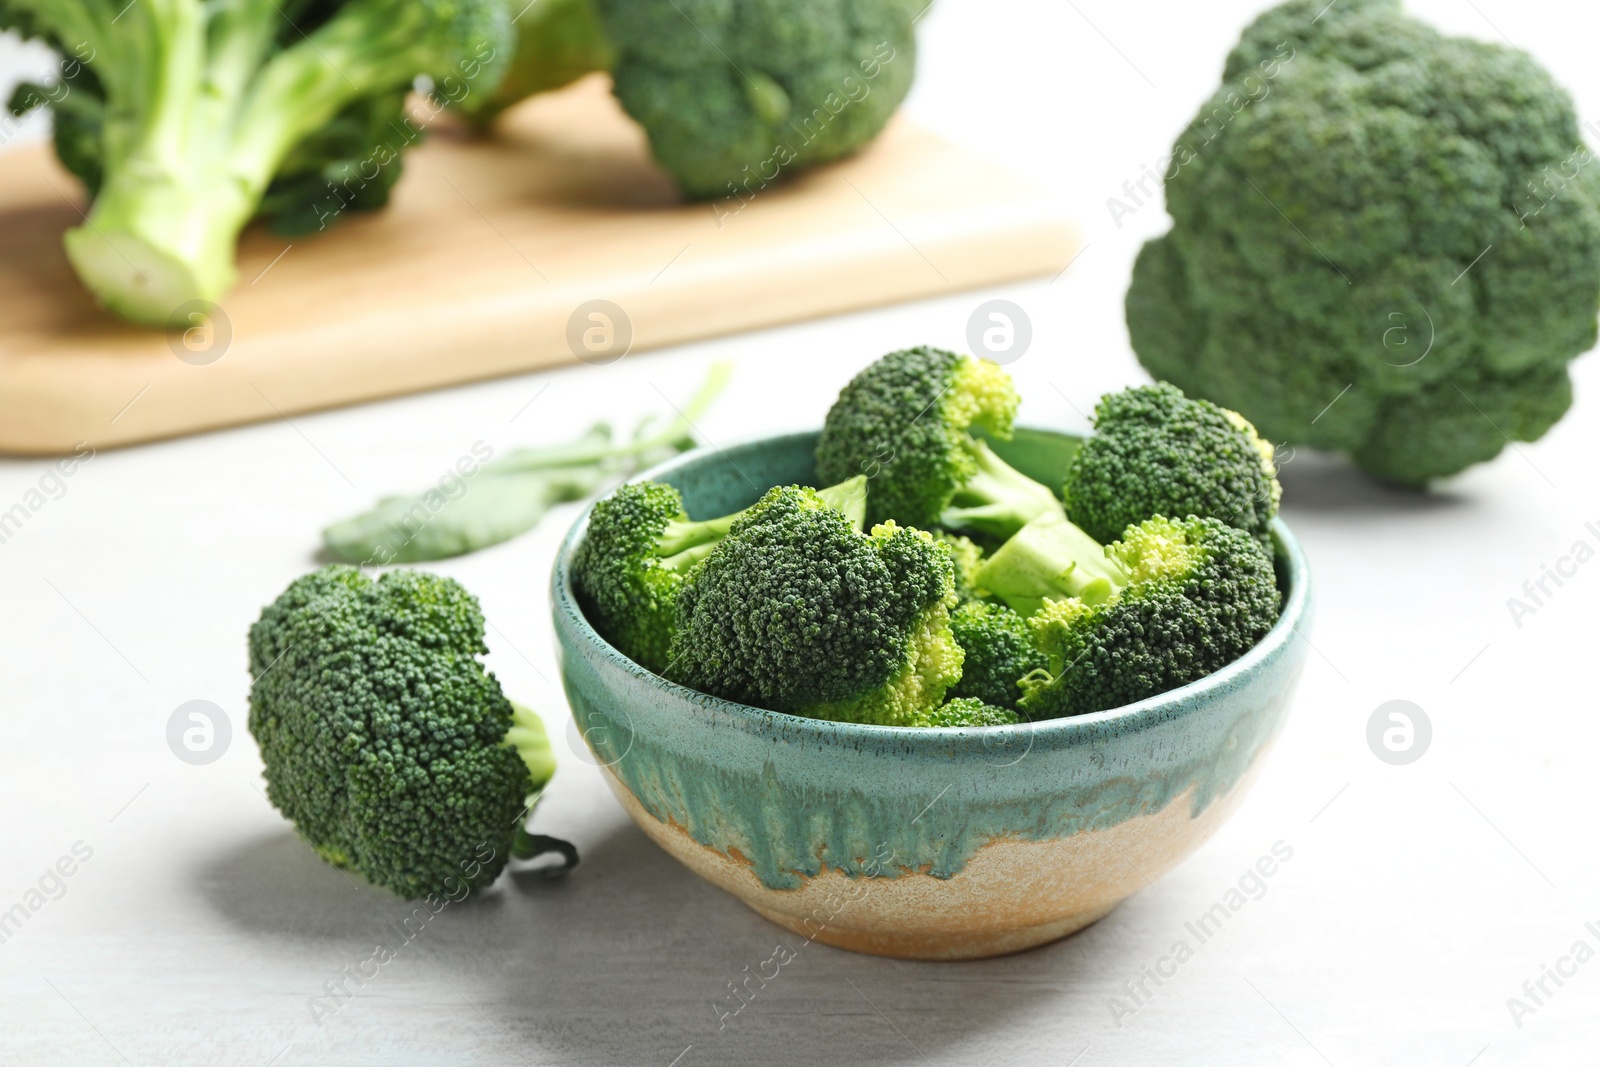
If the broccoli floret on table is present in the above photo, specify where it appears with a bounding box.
[1018,517,1281,719]
[248,566,569,900]
[667,486,963,726]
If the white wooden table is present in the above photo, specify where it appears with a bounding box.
[2,2,1596,1063]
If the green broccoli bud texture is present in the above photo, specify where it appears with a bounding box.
[914,697,1021,728]
[1018,516,1281,719]
[667,487,962,726]
[1126,0,1600,485]
[946,600,1048,713]
[591,0,918,199]
[248,565,559,899]
[816,345,1061,536]
[1065,383,1281,548]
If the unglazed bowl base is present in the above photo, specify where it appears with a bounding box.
[600,757,1266,961]
[743,899,1120,960]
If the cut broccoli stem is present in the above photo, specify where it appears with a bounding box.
[32,0,510,324]
[940,438,1065,540]
[505,700,577,873]
[506,700,558,786]
[974,511,1128,617]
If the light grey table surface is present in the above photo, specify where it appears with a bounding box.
[2,2,1598,1064]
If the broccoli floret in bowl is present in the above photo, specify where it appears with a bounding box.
[668,486,964,727]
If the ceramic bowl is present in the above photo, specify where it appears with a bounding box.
[551,428,1311,960]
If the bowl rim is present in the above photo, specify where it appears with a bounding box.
[550,426,1311,747]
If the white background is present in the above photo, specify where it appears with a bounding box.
[2,1,1598,1063]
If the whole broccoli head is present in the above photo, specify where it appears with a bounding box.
[1065,383,1281,548]
[591,0,917,200]
[3,0,511,325]
[916,697,1021,728]
[668,486,963,726]
[816,346,1062,537]
[248,566,563,899]
[947,600,1048,714]
[1019,517,1281,719]
[573,475,866,675]
[1125,0,1600,485]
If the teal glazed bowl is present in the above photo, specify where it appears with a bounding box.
[551,428,1312,960]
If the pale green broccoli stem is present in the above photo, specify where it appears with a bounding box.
[659,475,868,570]
[975,511,1128,617]
[941,439,1065,540]
[505,700,558,789]
[61,2,450,325]
[505,701,577,869]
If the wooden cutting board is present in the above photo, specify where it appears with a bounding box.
[0,75,1076,455]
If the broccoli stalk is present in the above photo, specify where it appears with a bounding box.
[973,511,1128,618]
[1018,516,1281,719]
[943,438,1066,541]
[248,566,574,899]
[2,0,509,325]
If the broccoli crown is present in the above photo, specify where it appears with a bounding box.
[816,346,1021,529]
[947,600,1048,713]
[1019,517,1280,719]
[914,697,1020,728]
[591,0,917,199]
[1125,0,1600,485]
[1065,383,1281,547]
[248,565,546,899]
[572,481,698,675]
[2,0,511,323]
[668,487,962,725]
